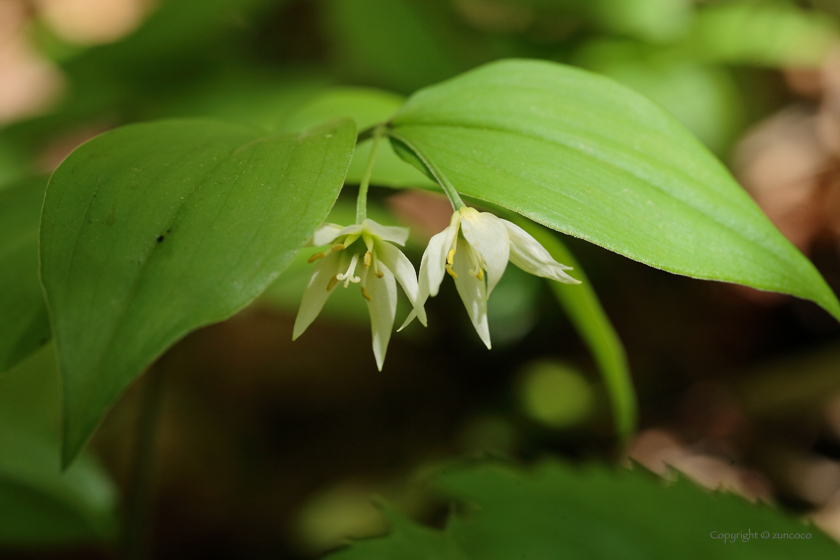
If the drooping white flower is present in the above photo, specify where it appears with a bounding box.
[293,219,425,370]
[402,207,579,348]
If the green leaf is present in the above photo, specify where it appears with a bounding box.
[512,217,636,441]
[574,41,745,154]
[328,505,467,560]
[40,118,356,466]
[321,0,462,93]
[587,0,693,42]
[327,460,840,559]
[0,346,118,548]
[388,59,840,321]
[0,177,51,374]
[689,1,838,68]
[279,87,436,189]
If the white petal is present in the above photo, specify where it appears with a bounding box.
[426,217,459,298]
[309,223,345,247]
[503,221,580,284]
[452,237,491,349]
[334,223,364,239]
[363,267,397,371]
[399,214,458,331]
[292,252,341,339]
[460,211,510,296]
[376,240,426,327]
[362,219,409,245]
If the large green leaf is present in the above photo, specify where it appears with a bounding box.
[387,59,840,320]
[0,346,118,548]
[514,217,636,442]
[0,177,51,374]
[328,460,839,559]
[574,41,745,154]
[40,118,356,466]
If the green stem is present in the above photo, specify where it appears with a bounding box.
[121,365,164,560]
[437,175,465,211]
[386,131,464,211]
[356,126,385,224]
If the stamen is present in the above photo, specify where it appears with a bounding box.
[375,270,384,279]
[467,245,485,279]
[327,276,339,291]
[331,243,345,252]
[336,253,361,287]
[307,251,325,263]
[447,248,456,266]
[364,251,372,268]
[361,286,372,302]
[446,264,458,279]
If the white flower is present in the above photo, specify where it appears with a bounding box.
[402,207,579,348]
[293,219,425,370]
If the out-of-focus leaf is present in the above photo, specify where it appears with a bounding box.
[153,72,331,130]
[0,346,117,548]
[688,1,838,68]
[513,218,635,441]
[0,177,51,374]
[89,0,281,62]
[576,41,744,154]
[328,505,467,560]
[280,88,436,188]
[41,119,356,466]
[327,460,840,559]
[0,0,285,166]
[321,0,462,93]
[494,0,692,42]
[587,0,693,43]
[388,59,840,321]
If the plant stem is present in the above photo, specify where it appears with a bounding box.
[385,130,465,210]
[121,365,164,560]
[356,126,384,224]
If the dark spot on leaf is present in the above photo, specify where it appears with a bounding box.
[157,235,164,242]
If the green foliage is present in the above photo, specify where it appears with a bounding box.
[688,0,839,67]
[279,88,435,188]
[575,41,745,154]
[387,59,840,320]
[40,119,356,465]
[322,0,463,93]
[0,347,117,548]
[328,461,839,559]
[0,177,51,374]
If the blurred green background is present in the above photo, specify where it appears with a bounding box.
[4,0,840,558]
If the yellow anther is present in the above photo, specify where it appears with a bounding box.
[307,251,325,263]
[364,251,372,268]
[447,248,456,266]
[477,269,484,281]
[375,270,384,279]
[361,286,372,301]
[331,243,345,252]
[327,276,339,292]
[446,264,458,279]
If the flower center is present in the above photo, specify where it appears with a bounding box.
[336,252,361,287]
